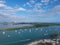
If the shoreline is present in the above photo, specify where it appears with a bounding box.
[0,24,60,30]
[27,39,60,45]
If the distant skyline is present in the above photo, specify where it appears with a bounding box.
[0,0,60,22]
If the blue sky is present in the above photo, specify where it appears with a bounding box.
[0,0,60,22]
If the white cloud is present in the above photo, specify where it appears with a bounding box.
[30,0,35,4]
[41,0,50,3]
[0,0,6,7]
[23,0,35,7]
[26,2,46,14]
[0,0,27,22]
[4,6,13,10]
[17,7,26,11]
[0,10,27,22]
[37,5,60,17]
[51,5,60,15]
[41,0,50,5]
[0,3,6,7]
[26,2,32,7]
[0,0,59,22]
[24,0,60,18]
[28,9,46,13]
[26,2,30,5]
[26,5,60,18]
[0,0,5,3]
[34,3,42,9]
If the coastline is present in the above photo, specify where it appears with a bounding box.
[0,23,60,30]
[0,26,60,30]
[27,39,60,45]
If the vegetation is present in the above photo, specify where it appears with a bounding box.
[38,43,45,45]
[34,23,60,27]
[37,43,53,45]
[50,34,58,38]
[0,23,60,30]
[46,43,53,45]
[5,26,36,30]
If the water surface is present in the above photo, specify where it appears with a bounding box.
[0,26,60,45]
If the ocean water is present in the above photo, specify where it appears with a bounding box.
[0,26,60,45]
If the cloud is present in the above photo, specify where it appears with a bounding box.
[17,7,26,11]
[41,0,50,5]
[51,5,60,14]
[25,2,46,16]
[0,3,6,7]
[34,3,42,9]
[0,11,27,22]
[26,2,32,7]
[0,0,6,7]
[30,0,35,4]
[23,0,60,18]
[0,0,60,22]
[26,5,60,18]
[0,1,16,12]
[0,0,5,3]
[36,5,60,17]
[26,2,30,5]
[0,0,27,22]
[27,9,46,14]
[41,0,50,3]
[0,0,26,12]
[38,5,60,17]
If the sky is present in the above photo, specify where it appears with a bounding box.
[0,0,60,23]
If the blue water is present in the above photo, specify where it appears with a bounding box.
[0,26,60,45]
